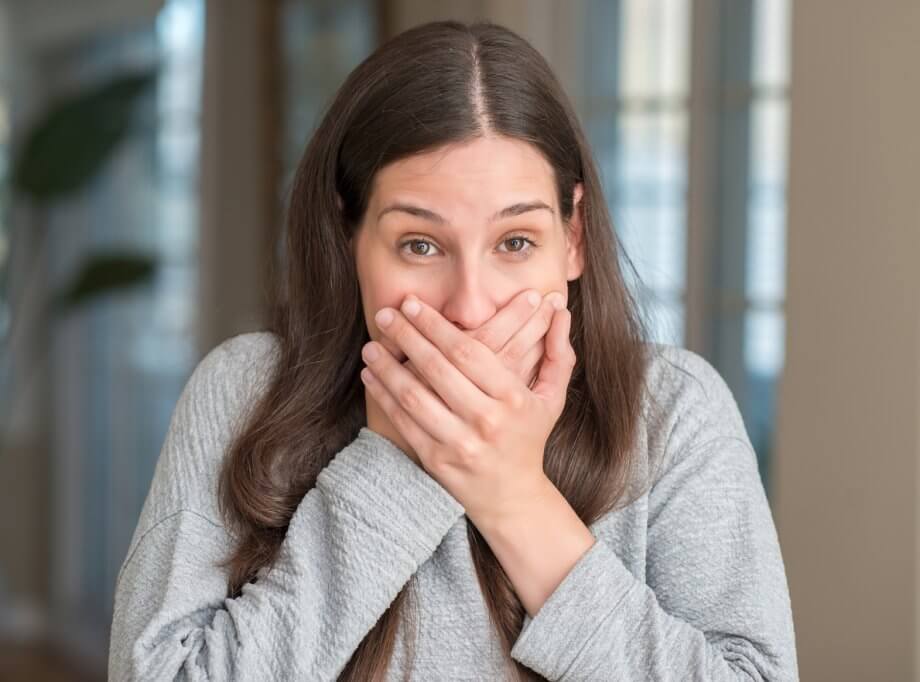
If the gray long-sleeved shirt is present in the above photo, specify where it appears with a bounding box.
[108,331,799,681]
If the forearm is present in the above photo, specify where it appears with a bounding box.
[470,476,596,617]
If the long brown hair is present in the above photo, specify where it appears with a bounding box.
[217,19,654,681]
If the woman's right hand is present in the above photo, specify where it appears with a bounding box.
[364,289,565,466]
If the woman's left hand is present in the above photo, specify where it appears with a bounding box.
[360,292,576,529]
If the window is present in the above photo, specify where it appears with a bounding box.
[583,0,792,495]
[34,0,203,658]
[279,0,378,198]
[583,0,691,348]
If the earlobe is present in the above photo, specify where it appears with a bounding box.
[566,183,586,281]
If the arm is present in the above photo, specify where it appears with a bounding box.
[108,334,465,681]
[506,352,799,681]
[472,475,597,618]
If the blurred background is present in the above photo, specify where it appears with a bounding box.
[0,0,916,680]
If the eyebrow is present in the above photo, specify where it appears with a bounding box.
[377,200,555,225]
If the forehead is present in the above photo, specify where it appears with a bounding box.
[370,135,558,210]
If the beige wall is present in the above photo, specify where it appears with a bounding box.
[775,1,920,679]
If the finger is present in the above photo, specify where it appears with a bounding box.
[360,366,438,465]
[469,288,542,353]
[390,296,520,403]
[519,339,545,387]
[374,334,407,363]
[498,292,562,368]
[361,340,467,445]
[373,338,433,394]
[530,308,576,408]
[375,307,494,420]
[404,360,440,399]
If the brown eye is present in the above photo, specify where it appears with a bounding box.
[498,234,538,258]
[400,238,442,258]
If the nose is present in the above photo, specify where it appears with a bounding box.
[440,269,498,332]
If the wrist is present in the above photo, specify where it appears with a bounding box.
[467,472,557,535]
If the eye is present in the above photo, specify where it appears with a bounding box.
[397,233,540,260]
[498,234,538,257]
[399,238,442,258]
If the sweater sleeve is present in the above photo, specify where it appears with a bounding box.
[508,349,799,681]
[107,333,465,681]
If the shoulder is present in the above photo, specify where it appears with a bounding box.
[642,342,736,407]
[184,331,282,405]
[639,342,751,478]
[139,331,282,526]
[174,329,283,463]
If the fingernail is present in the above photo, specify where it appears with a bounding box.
[548,293,566,310]
[375,308,394,327]
[526,290,541,307]
[402,297,421,317]
[362,342,380,362]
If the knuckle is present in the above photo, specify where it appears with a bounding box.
[423,354,449,382]
[474,412,500,439]
[425,455,448,479]
[398,386,422,412]
[506,389,526,411]
[472,326,498,352]
[454,438,480,465]
[502,341,525,363]
[449,338,475,365]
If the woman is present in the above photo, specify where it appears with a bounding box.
[108,19,798,681]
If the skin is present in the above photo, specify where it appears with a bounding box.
[349,134,597,617]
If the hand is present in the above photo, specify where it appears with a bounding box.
[360,292,575,528]
[365,288,561,464]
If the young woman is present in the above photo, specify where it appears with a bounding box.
[108,20,799,682]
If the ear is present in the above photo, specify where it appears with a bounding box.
[565,183,585,281]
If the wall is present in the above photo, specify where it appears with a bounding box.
[774,1,920,679]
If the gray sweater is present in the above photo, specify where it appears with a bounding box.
[108,331,799,681]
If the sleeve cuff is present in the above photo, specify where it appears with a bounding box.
[316,427,466,558]
[510,537,637,679]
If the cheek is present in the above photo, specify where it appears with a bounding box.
[520,247,569,293]
[359,269,423,338]
[355,237,406,333]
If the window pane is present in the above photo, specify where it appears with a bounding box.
[744,306,785,490]
[279,0,377,194]
[746,96,788,304]
[752,0,791,89]
[612,111,688,297]
[644,294,685,347]
[619,0,691,98]
[583,1,691,346]
[745,306,785,376]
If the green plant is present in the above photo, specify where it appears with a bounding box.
[11,69,159,307]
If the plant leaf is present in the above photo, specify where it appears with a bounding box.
[11,70,157,201]
[52,252,157,312]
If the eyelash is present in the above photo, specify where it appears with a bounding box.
[398,234,540,260]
